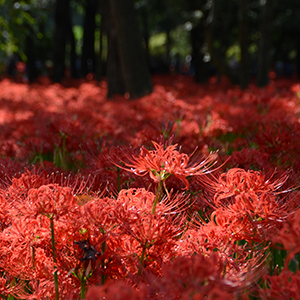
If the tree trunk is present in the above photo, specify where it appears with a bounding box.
[239,0,250,89]
[205,0,240,85]
[52,0,70,83]
[103,0,125,97]
[141,9,150,68]
[110,0,152,98]
[256,0,273,87]
[107,29,125,97]
[191,24,208,83]
[25,31,38,83]
[68,17,78,79]
[96,3,104,82]
[81,0,97,78]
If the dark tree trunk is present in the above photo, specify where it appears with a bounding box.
[103,0,125,97]
[25,32,38,83]
[68,17,78,79]
[256,0,273,87]
[96,2,104,82]
[110,0,152,98]
[142,10,150,68]
[186,0,208,83]
[107,29,125,97]
[52,0,70,82]
[81,0,97,78]
[191,24,208,83]
[239,0,250,89]
[205,0,240,85]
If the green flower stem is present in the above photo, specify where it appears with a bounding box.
[50,216,59,300]
[101,242,107,285]
[140,247,146,266]
[80,278,86,299]
[270,246,287,274]
[62,134,66,170]
[100,228,107,285]
[152,180,163,215]
[175,119,181,137]
[7,278,17,300]
[117,167,121,192]
[138,244,148,275]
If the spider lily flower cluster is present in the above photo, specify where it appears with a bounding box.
[0,76,300,298]
[110,141,220,214]
[0,144,297,299]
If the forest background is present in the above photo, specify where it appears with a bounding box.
[1,0,300,97]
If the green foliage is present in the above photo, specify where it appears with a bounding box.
[149,32,167,56]
[0,0,53,72]
[73,25,84,55]
[170,25,192,58]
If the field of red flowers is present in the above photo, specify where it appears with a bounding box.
[1,74,300,299]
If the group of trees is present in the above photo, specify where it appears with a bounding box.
[1,0,300,97]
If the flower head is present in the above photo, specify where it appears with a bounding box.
[200,168,290,205]
[22,184,77,219]
[111,141,219,189]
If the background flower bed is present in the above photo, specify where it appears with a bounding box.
[0,74,300,299]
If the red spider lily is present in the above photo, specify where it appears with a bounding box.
[80,196,119,229]
[197,168,295,243]
[0,275,32,299]
[52,193,151,287]
[115,187,190,215]
[0,193,13,231]
[254,122,300,167]
[23,277,82,300]
[0,169,117,293]
[70,197,122,281]
[6,168,50,195]
[110,141,219,189]
[229,192,291,226]
[177,225,268,298]
[0,195,105,298]
[145,252,253,300]
[215,206,278,245]
[199,168,291,206]
[0,168,58,218]
[0,167,99,221]
[86,280,148,300]
[182,209,269,260]
[228,148,272,171]
[1,73,300,298]
[43,212,109,296]
[83,146,154,193]
[86,254,240,300]
[0,215,84,299]
[18,184,77,219]
[113,188,188,275]
[275,207,300,267]
[261,269,300,300]
[0,217,51,280]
